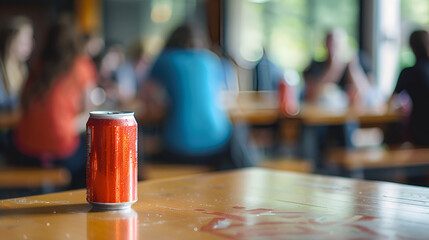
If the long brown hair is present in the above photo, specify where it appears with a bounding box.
[164,24,207,50]
[22,14,81,110]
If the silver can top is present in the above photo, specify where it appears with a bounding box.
[89,111,135,119]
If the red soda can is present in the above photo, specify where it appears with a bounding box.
[86,111,138,210]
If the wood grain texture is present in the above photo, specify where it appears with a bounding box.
[1,168,428,239]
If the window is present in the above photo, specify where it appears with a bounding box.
[103,0,205,57]
[228,0,359,73]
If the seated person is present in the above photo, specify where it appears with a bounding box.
[303,29,378,108]
[253,49,283,91]
[8,15,96,189]
[115,42,149,105]
[300,29,377,171]
[390,30,429,146]
[211,45,240,92]
[141,25,252,170]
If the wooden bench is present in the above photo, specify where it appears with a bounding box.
[258,158,313,173]
[0,167,71,188]
[328,147,429,180]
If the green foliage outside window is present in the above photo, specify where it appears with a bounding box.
[241,0,358,72]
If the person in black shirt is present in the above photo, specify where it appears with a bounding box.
[391,30,429,146]
[303,29,376,107]
[300,29,377,171]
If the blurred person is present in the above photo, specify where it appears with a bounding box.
[81,33,107,107]
[115,41,150,105]
[303,29,378,108]
[82,33,105,80]
[300,29,377,171]
[82,33,104,62]
[97,44,125,105]
[253,49,283,91]
[140,25,253,170]
[7,15,97,189]
[211,45,239,92]
[390,30,429,146]
[0,16,33,127]
[210,46,240,114]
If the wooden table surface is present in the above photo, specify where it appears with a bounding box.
[116,91,400,126]
[1,168,428,240]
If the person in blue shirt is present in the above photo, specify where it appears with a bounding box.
[141,25,252,169]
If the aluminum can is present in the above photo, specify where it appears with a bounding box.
[86,111,137,210]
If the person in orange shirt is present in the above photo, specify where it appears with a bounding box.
[7,15,96,189]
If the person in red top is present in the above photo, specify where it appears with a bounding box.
[8,15,96,189]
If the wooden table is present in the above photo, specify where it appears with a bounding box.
[225,91,279,125]
[225,91,401,126]
[123,91,400,126]
[296,104,400,126]
[1,168,428,239]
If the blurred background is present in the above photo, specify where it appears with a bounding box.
[0,0,426,94]
[2,0,429,198]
